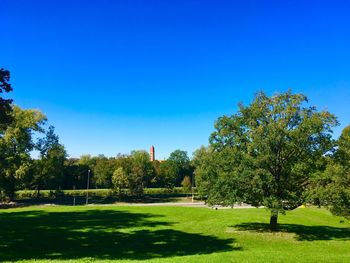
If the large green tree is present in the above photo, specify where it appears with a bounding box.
[0,106,46,199]
[198,91,337,230]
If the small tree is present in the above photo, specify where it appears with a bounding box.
[159,160,179,189]
[198,90,337,230]
[112,167,128,195]
[93,156,114,188]
[181,175,192,196]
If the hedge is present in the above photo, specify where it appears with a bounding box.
[15,187,195,200]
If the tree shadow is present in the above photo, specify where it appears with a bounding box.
[233,223,350,241]
[0,209,237,261]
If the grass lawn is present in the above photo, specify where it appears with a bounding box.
[0,205,349,262]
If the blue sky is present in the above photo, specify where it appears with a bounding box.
[2,0,350,159]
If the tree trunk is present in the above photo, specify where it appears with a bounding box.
[36,186,41,198]
[269,213,278,231]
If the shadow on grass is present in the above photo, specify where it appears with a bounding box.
[0,209,237,261]
[233,223,350,241]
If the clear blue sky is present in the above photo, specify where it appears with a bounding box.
[2,0,350,159]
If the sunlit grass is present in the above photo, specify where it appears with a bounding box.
[0,205,349,262]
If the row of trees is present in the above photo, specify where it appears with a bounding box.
[0,68,193,200]
[193,91,350,230]
[64,149,193,195]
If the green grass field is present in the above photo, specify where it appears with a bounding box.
[0,205,349,262]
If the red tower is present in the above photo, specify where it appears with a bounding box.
[150,146,155,161]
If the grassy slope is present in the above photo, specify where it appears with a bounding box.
[0,205,349,263]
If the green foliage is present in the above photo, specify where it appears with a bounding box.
[112,167,128,194]
[191,146,214,198]
[143,187,186,195]
[32,126,66,195]
[78,154,96,168]
[168,149,190,167]
[0,106,46,199]
[319,163,350,218]
[63,158,90,189]
[336,125,350,166]
[15,187,188,200]
[197,90,338,229]
[308,125,350,219]
[128,150,154,195]
[0,68,13,130]
[168,149,192,185]
[181,175,192,194]
[157,160,179,189]
[93,156,115,188]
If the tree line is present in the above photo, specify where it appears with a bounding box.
[64,149,193,195]
[0,68,193,200]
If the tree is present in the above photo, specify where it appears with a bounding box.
[336,125,350,166]
[191,146,214,199]
[308,162,350,218]
[0,106,46,199]
[149,160,162,187]
[128,151,154,195]
[308,125,350,219]
[63,158,90,189]
[181,175,192,195]
[112,167,128,195]
[0,68,13,131]
[168,149,192,186]
[168,150,190,167]
[76,154,96,188]
[93,156,114,188]
[199,90,337,230]
[33,126,66,195]
[159,160,180,189]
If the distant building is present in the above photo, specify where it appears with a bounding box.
[150,145,155,161]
